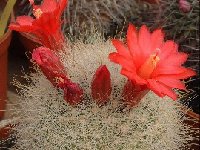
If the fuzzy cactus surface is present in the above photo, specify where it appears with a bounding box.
[7,38,196,150]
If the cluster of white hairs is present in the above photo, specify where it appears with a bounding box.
[7,37,197,150]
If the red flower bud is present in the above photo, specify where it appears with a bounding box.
[32,46,83,105]
[91,65,112,105]
[32,46,67,87]
[179,0,191,13]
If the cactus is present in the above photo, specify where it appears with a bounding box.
[8,38,196,150]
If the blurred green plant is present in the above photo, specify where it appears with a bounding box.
[0,0,16,37]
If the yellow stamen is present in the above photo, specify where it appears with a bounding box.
[55,77,64,84]
[138,52,160,79]
[33,8,43,19]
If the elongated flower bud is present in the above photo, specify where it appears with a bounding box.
[32,46,67,87]
[32,46,83,105]
[91,65,112,105]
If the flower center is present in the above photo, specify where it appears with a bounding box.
[33,8,43,19]
[138,49,160,79]
[55,77,65,84]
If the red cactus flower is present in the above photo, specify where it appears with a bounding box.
[91,65,112,105]
[179,0,191,13]
[9,0,67,51]
[109,24,196,101]
[32,46,83,105]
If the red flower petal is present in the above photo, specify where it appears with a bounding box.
[112,40,132,59]
[127,24,138,56]
[122,80,148,107]
[0,124,15,140]
[109,52,135,71]
[9,16,35,32]
[16,16,34,26]
[167,68,196,80]
[159,40,178,60]
[127,24,144,68]
[34,0,57,13]
[150,29,164,52]
[160,53,188,67]
[152,66,188,77]
[121,68,147,85]
[153,52,188,78]
[147,79,177,100]
[91,65,112,105]
[139,25,151,58]
[58,0,68,16]
[155,76,186,90]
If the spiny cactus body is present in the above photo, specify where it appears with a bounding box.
[10,39,194,150]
